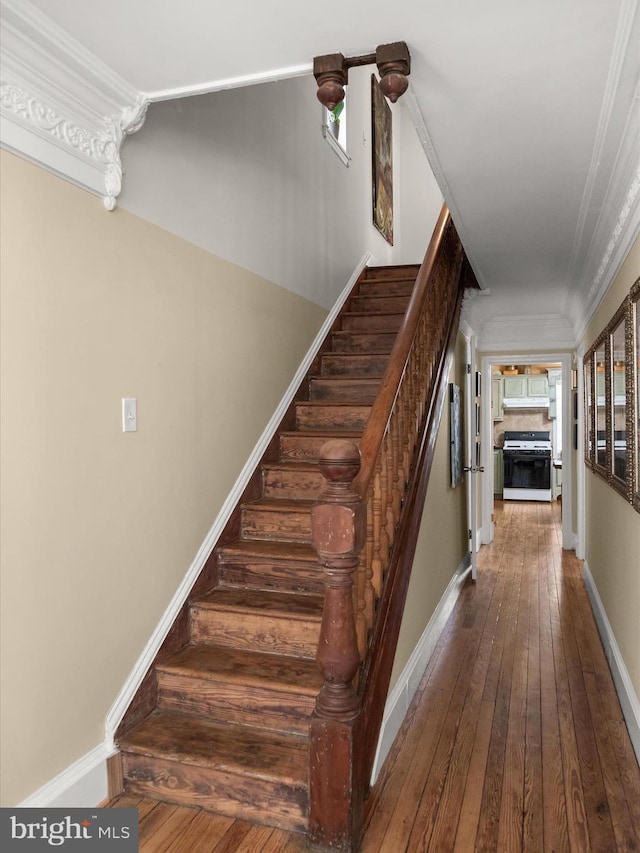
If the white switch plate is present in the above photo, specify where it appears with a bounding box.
[122,397,137,432]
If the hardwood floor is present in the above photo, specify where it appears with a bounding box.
[110,500,640,851]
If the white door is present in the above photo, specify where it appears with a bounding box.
[464,336,482,581]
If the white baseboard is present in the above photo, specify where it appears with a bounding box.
[370,553,472,783]
[582,560,640,764]
[17,741,114,808]
[104,254,375,744]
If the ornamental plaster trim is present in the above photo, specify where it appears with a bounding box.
[0,0,148,209]
[1,80,148,208]
[591,164,640,297]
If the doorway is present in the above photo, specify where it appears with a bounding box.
[480,353,575,550]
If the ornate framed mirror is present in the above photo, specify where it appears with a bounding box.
[583,276,639,513]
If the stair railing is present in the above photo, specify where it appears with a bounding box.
[309,204,468,850]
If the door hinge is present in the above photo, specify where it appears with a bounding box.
[466,364,472,374]
[468,528,472,540]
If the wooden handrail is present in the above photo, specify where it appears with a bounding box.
[353,203,451,496]
[357,245,466,788]
[309,203,468,851]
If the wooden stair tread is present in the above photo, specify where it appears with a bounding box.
[294,401,370,409]
[280,428,362,436]
[326,347,394,355]
[361,275,417,283]
[262,460,319,472]
[342,311,405,319]
[120,711,308,784]
[329,332,397,353]
[244,496,315,510]
[195,587,323,619]
[217,539,318,562]
[157,645,323,694]
[309,373,384,381]
[364,264,419,276]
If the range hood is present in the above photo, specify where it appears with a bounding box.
[502,396,550,408]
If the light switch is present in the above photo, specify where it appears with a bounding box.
[122,398,137,432]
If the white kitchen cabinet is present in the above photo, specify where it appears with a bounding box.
[503,375,527,397]
[492,376,503,421]
[527,375,549,397]
[503,374,548,398]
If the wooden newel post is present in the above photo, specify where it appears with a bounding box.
[312,439,365,717]
[309,439,366,851]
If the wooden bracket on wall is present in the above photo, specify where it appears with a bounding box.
[313,41,411,110]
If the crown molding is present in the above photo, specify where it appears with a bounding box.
[146,63,313,103]
[0,0,148,209]
[564,0,640,338]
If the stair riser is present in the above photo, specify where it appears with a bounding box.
[241,505,312,543]
[320,353,390,375]
[278,435,327,462]
[341,313,403,331]
[218,558,324,594]
[364,265,420,280]
[295,404,370,431]
[308,378,380,403]
[350,295,410,313]
[330,331,397,353]
[157,673,316,735]
[358,279,415,296]
[122,754,308,833]
[190,606,320,658]
[262,467,324,500]
[280,436,359,462]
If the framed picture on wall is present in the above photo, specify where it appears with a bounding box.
[450,384,464,487]
[371,75,393,245]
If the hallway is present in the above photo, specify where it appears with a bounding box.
[111,500,640,851]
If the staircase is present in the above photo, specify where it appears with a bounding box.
[116,264,421,832]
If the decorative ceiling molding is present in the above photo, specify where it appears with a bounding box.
[564,0,640,339]
[0,0,148,208]
[146,63,313,103]
[565,0,639,283]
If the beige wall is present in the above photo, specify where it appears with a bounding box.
[391,331,469,685]
[0,150,327,806]
[582,235,640,700]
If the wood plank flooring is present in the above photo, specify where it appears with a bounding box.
[109,500,640,851]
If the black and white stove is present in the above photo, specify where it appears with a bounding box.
[502,430,552,501]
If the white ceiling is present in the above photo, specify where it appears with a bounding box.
[10,0,640,346]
